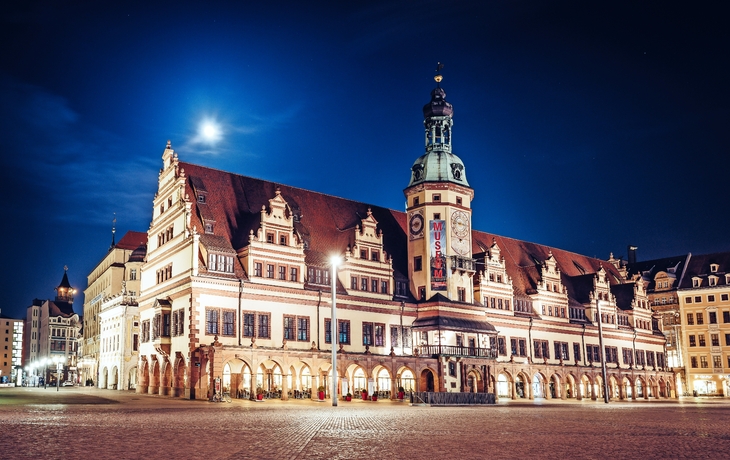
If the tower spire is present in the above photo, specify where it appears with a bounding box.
[110,213,116,250]
[434,61,444,87]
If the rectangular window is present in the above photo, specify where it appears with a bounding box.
[243,313,255,337]
[266,264,274,278]
[361,278,369,291]
[338,320,350,345]
[414,256,422,271]
[279,266,286,280]
[296,317,309,342]
[700,356,708,368]
[257,314,270,338]
[573,343,581,363]
[374,323,385,347]
[325,318,332,344]
[724,311,730,323]
[709,312,717,324]
[403,327,412,348]
[722,294,729,302]
[390,326,399,348]
[351,277,358,290]
[689,335,696,347]
[448,361,456,377]
[129,269,137,280]
[708,295,716,302]
[699,335,706,347]
[206,309,219,335]
[713,356,722,369]
[696,313,704,325]
[458,288,466,302]
[622,348,633,366]
[162,312,171,337]
[362,322,373,346]
[605,346,618,364]
[685,297,692,304]
[283,316,295,341]
[290,267,298,282]
[725,333,730,346]
[222,310,235,336]
[254,263,262,277]
[381,281,388,294]
[360,249,367,259]
[533,340,550,360]
[691,356,698,368]
[711,334,719,346]
[497,337,507,356]
[371,250,379,261]
[372,279,378,293]
[686,313,694,325]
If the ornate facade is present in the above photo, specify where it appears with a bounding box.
[136,72,672,403]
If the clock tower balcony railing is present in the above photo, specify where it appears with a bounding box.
[450,255,476,273]
[415,344,497,359]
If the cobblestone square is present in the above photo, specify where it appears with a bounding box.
[2,387,729,459]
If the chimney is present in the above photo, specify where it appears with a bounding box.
[627,245,638,264]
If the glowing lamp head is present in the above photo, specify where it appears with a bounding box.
[330,256,341,267]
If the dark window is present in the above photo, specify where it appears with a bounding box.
[283,316,295,340]
[381,281,388,294]
[222,311,235,336]
[266,264,274,278]
[243,313,255,337]
[711,334,719,347]
[686,313,694,325]
[362,322,373,346]
[689,335,696,347]
[206,309,219,335]
[279,266,286,280]
[258,314,270,338]
[725,333,730,346]
[162,313,171,337]
[723,311,730,323]
[414,256,422,272]
[297,317,309,342]
[325,318,332,344]
[254,263,262,277]
[691,356,698,368]
[361,278,368,291]
[448,361,456,376]
[338,320,350,345]
[351,277,358,290]
[374,323,385,347]
[290,267,298,282]
[391,326,399,348]
[372,279,378,293]
[709,312,717,324]
[699,335,706,347]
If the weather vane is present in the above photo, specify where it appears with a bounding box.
[434,62,444,86]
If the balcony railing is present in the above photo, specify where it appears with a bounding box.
[450,256,476,272]
[415,345,497,358]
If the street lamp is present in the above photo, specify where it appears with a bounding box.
[330,255,341,407]
[596,300,609,404]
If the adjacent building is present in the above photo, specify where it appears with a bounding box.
[0,311,23,385]
[135,73,671,402]
[677,252,730,396]
[23,270,82,386]
[82,230,147,388]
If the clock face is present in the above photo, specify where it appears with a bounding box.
[451,210,470,238]
[409,213,424,238]
[452,237,470,256]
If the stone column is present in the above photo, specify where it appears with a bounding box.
[391,376,398,400]
[512,380,517,400]
[590,380,597,400]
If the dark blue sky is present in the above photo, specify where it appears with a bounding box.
[2,1,727,319]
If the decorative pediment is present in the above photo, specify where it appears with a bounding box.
[254,189,300,248]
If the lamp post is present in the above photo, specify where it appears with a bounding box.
[330,256,340,407]
[596,300,609,403]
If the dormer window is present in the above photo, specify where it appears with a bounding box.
[693,278,701,287]
[709,276,717,286]
[208,253,234,273]
[204,222,214,234]
[198,195,206,204]
[710,264,719,273]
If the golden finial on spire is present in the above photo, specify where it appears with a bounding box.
[434,62,444,84]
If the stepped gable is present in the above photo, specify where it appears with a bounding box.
[180,162,409,278]
[471,231,625,298]
[180,162,626,301]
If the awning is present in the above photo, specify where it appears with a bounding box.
[411,315,496,334]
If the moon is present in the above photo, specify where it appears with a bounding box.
[200,120,222,143]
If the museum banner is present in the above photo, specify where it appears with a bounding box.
[430,220,447,291]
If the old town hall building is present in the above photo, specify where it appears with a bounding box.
[136,73,672,402]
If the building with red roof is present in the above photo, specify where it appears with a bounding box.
[136,72,672,402]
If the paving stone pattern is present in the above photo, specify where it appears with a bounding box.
[1,387,729,459]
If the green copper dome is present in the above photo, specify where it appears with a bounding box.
[408,150,468,187]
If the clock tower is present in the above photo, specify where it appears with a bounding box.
[404,65,476,302]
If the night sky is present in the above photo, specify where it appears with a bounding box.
[2,1,728,319]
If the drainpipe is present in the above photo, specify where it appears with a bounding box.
[238,279,243,346]
[400,301,405,355]
[581,324,587,366]
[316,290,322,350]
[528,317,533,363]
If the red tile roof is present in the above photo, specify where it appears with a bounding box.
[116,231,148,250]
[179,161,630,304]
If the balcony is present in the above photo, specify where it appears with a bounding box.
[415,344,497,359]
[450,256,476,273]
